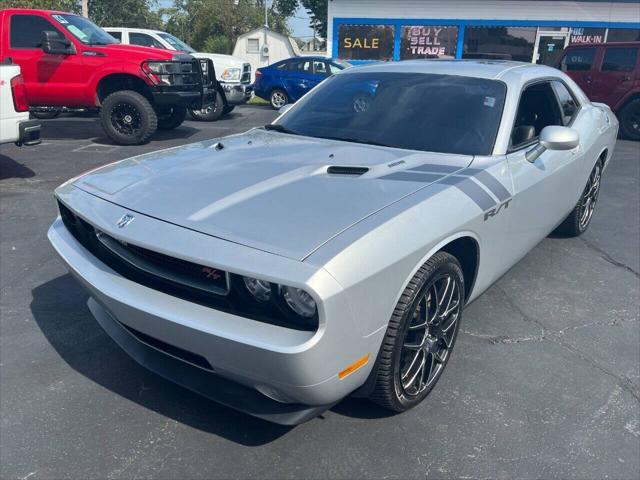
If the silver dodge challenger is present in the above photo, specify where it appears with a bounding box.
[49,60,618,425]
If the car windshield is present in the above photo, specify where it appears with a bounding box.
[158,32,196,53]
[277,72,507,156]
[51,14,118,45]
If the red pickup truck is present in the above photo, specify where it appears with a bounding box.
[559,42,640,141]
[0,8,214,145]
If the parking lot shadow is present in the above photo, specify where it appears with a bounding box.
[0,154,36,180]
[30,273,293,445]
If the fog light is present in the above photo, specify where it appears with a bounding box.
[281,286,316,317]
[243,276,271,302]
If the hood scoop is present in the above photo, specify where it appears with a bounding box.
[327,165,369,176]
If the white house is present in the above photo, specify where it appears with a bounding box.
[233,27,302,80]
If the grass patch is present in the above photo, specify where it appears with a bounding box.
[248,96,270,106]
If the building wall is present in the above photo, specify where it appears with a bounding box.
[327,0,640,60]
[233,29,298,80]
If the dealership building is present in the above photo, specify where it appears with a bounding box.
[326,0,640,65]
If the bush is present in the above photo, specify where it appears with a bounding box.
[202,35,234,55]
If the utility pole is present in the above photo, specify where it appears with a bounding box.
[264,0,268,28]
[81,0,89,18]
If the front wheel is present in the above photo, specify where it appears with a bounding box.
[156,106,187,130]
[369,252,464,412]
[619,98,640,141]
[100,90,157,145]
[554,158,603,237]
[189,91,224,121]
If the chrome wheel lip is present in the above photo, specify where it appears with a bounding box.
[579,163,602,230]
[399,273,462,397]
[271,91,287,108]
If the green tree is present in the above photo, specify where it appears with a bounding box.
[0,0,80,11]
[301,0,326,39]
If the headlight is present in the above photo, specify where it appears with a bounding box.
[281,286,317,318]
[141,61,188,86]
[243,276,271,302]
[221,68,241,81]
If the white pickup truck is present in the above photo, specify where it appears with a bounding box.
[0,63,40,147]
[103,27,252,121]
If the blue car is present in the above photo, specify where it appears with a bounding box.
[253,56,350,109]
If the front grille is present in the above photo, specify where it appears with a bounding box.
[241,64,251,84]
[57,200,317,331]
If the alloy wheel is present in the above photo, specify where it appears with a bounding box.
[110,103,141,136]
[579,162,602,230]
[271,91,287,109]
[399,274,462,396]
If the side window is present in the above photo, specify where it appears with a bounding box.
[286,61,300,71]
[551,81,580,125]
[301,61,313,74]
[560,48,596,72]
[313,60,329,76]
[108,31,122,41]
[511,82,564,149]
[10,14,62,49]
[129,32,164,49]
[602,47,638,72]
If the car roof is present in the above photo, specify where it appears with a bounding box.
[344,59,560,81]
[103,27,164,34]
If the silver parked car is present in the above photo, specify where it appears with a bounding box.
[48,60,618,425]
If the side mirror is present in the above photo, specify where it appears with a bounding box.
[41,31,73,55]
[526,126,579,163]
[278,104,293,115]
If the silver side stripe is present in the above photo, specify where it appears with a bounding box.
[380,172,445,183]
[408,164,461,174]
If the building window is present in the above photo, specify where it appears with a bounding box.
[602,47,638,72]
[463,26,537,62]
[338,24,394,61]
[400,26,458,60]
[247,38,259,53]
[607,28,640,43]
[569,27,606,44]
[560,47,596,71]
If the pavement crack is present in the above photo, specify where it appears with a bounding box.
[580,237,640,279]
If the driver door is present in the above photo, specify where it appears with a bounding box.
[6,13,85,105]
[505,80,585,259]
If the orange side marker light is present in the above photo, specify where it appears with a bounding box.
[339,354,370,379]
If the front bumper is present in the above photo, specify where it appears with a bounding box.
[221,82,253,105]
[150,88,202,108]
[48,186,383,424]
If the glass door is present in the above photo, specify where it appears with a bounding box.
[534,31,570,66]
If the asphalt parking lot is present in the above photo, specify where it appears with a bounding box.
[1,105,639,479]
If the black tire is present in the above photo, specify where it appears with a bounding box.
[223,105,235,115]
[554,158,603,237]
[619,98,640,141]
[100,90,157,145]
[189,91,224,121]
[31,111,60,120]
[156,105,187,130]
[369,251,464,412]
[270,89,288,109]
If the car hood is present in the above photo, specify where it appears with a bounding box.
[193,52,246,69]
[73,129,472,260]
[95,43,176,60]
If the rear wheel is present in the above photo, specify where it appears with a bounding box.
[369,252,464,412]
[270,89,288,109]
[619,98,640,141]
[555,158,603,237]
[189,91,224,121]
[100,90,157,145]
[156,106,187,130]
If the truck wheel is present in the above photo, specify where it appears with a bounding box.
[157,106,187,130]
[619,98,640,141]
[223,105,235,115]
[100,90,157,145]
[189,91,224,121]
[270,89,288,109]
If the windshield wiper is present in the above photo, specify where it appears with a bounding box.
[263,124,298,135]
[320,135,392,148]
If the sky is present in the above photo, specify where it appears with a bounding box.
[156,1,314,39]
